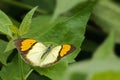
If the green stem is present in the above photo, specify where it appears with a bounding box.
[0,0,47,14]
[18,53,24,80]
[25,69,33,80]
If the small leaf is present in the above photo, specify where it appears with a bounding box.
[0,10,13,38]
[9,25,19,35]
[52,0,87,21]
[92,31,116,60]
[4,39,15,52]
[0,24,13,38]
[19,6,37,36]
[0,40,12,64]
[0,10,13,25]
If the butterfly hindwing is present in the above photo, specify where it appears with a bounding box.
[40,45,62,67]
[40,44,75,67]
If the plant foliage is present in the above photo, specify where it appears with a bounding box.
[0,0,120,80]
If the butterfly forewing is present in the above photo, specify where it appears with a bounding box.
[26,42,47,66]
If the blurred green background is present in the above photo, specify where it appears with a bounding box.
[0,0,120,80]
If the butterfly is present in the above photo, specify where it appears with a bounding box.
[14,38,76,67]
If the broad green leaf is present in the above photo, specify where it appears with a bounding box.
[23,15,68,38]
[0,40,12,64]
[52,0,87,21]
[38,2,94,63]
[0,55,31,80]
[34,60,67,80]
[0,10,13,38]
[19,6,37,36]
[92,0,120,43]
[32,2,94,80]
[92,31,116,60]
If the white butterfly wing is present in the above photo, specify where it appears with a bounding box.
[39,46,62,67]
[27,42,47,66]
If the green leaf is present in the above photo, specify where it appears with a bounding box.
[27,71,50,80]
[0,10,13,38]
[92,31,116,60]
[23,15,68,38]
[0,55,31,80]
[0,40,12,64]
[34,60,67,80]
[0,24,13,38]
[4,39,15,52]
[0,10,13,26]
[91,71,120,80]
[31,2,94,80]
[9,25,19,35]
[52,0,87,21]
[38,2,94,63]
[65,59,120,80]
[92,0,120,43]
[68,72,87,80]
[19,6,37,36]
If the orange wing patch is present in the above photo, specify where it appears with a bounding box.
[59,44,71,57]
[21,39,37,51]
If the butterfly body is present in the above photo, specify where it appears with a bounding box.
[14,38,75,67]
